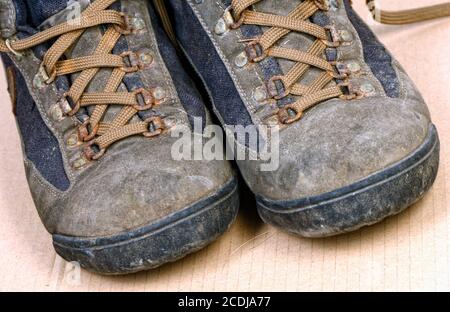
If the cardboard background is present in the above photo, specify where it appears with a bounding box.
[0,0,449,291]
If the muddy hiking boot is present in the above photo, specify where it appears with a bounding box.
[0,0,239,274]
[161,0,450,237]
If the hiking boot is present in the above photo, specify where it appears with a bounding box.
[162,0,444,237]
[0,0,239,274]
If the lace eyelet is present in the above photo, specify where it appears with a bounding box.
[335,62,351,76]
[337,80,350,89]
[245,41,267,62]
[133,88,155,111]
[58,93,80,117]
[337,81,364,100]
[78,120,99,142]
[38,63,57,84]
[330,72,348,80]
[224,6,245,29]
[278,106,303,124]
[4,39,23,58]
[322,25,341,47]
[83,140,105,161]
[266,76,290,99]
[121,51,142,73]
[114,13,133,35]
[143,116,165,138]
[328,62,350,80]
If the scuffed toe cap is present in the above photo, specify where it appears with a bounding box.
[240,97,431,201]
[51,135,234,237]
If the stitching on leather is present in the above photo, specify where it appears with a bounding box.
[9,55,78,185]
[24,159,64,200]
[188,0,263,125]
[0,0,16,38]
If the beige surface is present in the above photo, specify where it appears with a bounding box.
[0,0,449,292]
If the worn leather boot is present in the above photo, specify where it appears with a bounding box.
[162,0,447,237]
[0,0,239,274]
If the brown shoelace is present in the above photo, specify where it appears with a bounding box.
[0,0,165,161]
[366,0,450,25]
[227,0,450,124]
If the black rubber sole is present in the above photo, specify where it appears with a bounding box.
[53,178,239,275]
[257,125,440,238]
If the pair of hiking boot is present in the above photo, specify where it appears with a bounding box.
[0,0,447,274]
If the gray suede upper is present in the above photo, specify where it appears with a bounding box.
[1,0,234,237]
[188,0,432,201]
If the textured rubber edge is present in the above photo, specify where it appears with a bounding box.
[53,178,239,275]
[257,125,440,238]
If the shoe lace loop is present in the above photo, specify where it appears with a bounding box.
[366,0,450,25]
[0,0,167,162]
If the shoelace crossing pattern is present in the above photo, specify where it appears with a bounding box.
[0,0,165,161]
[226,0,450,124]
[2,0,450,147]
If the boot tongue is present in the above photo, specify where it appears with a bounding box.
[26,0,72,27]
[28,0,91,29]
